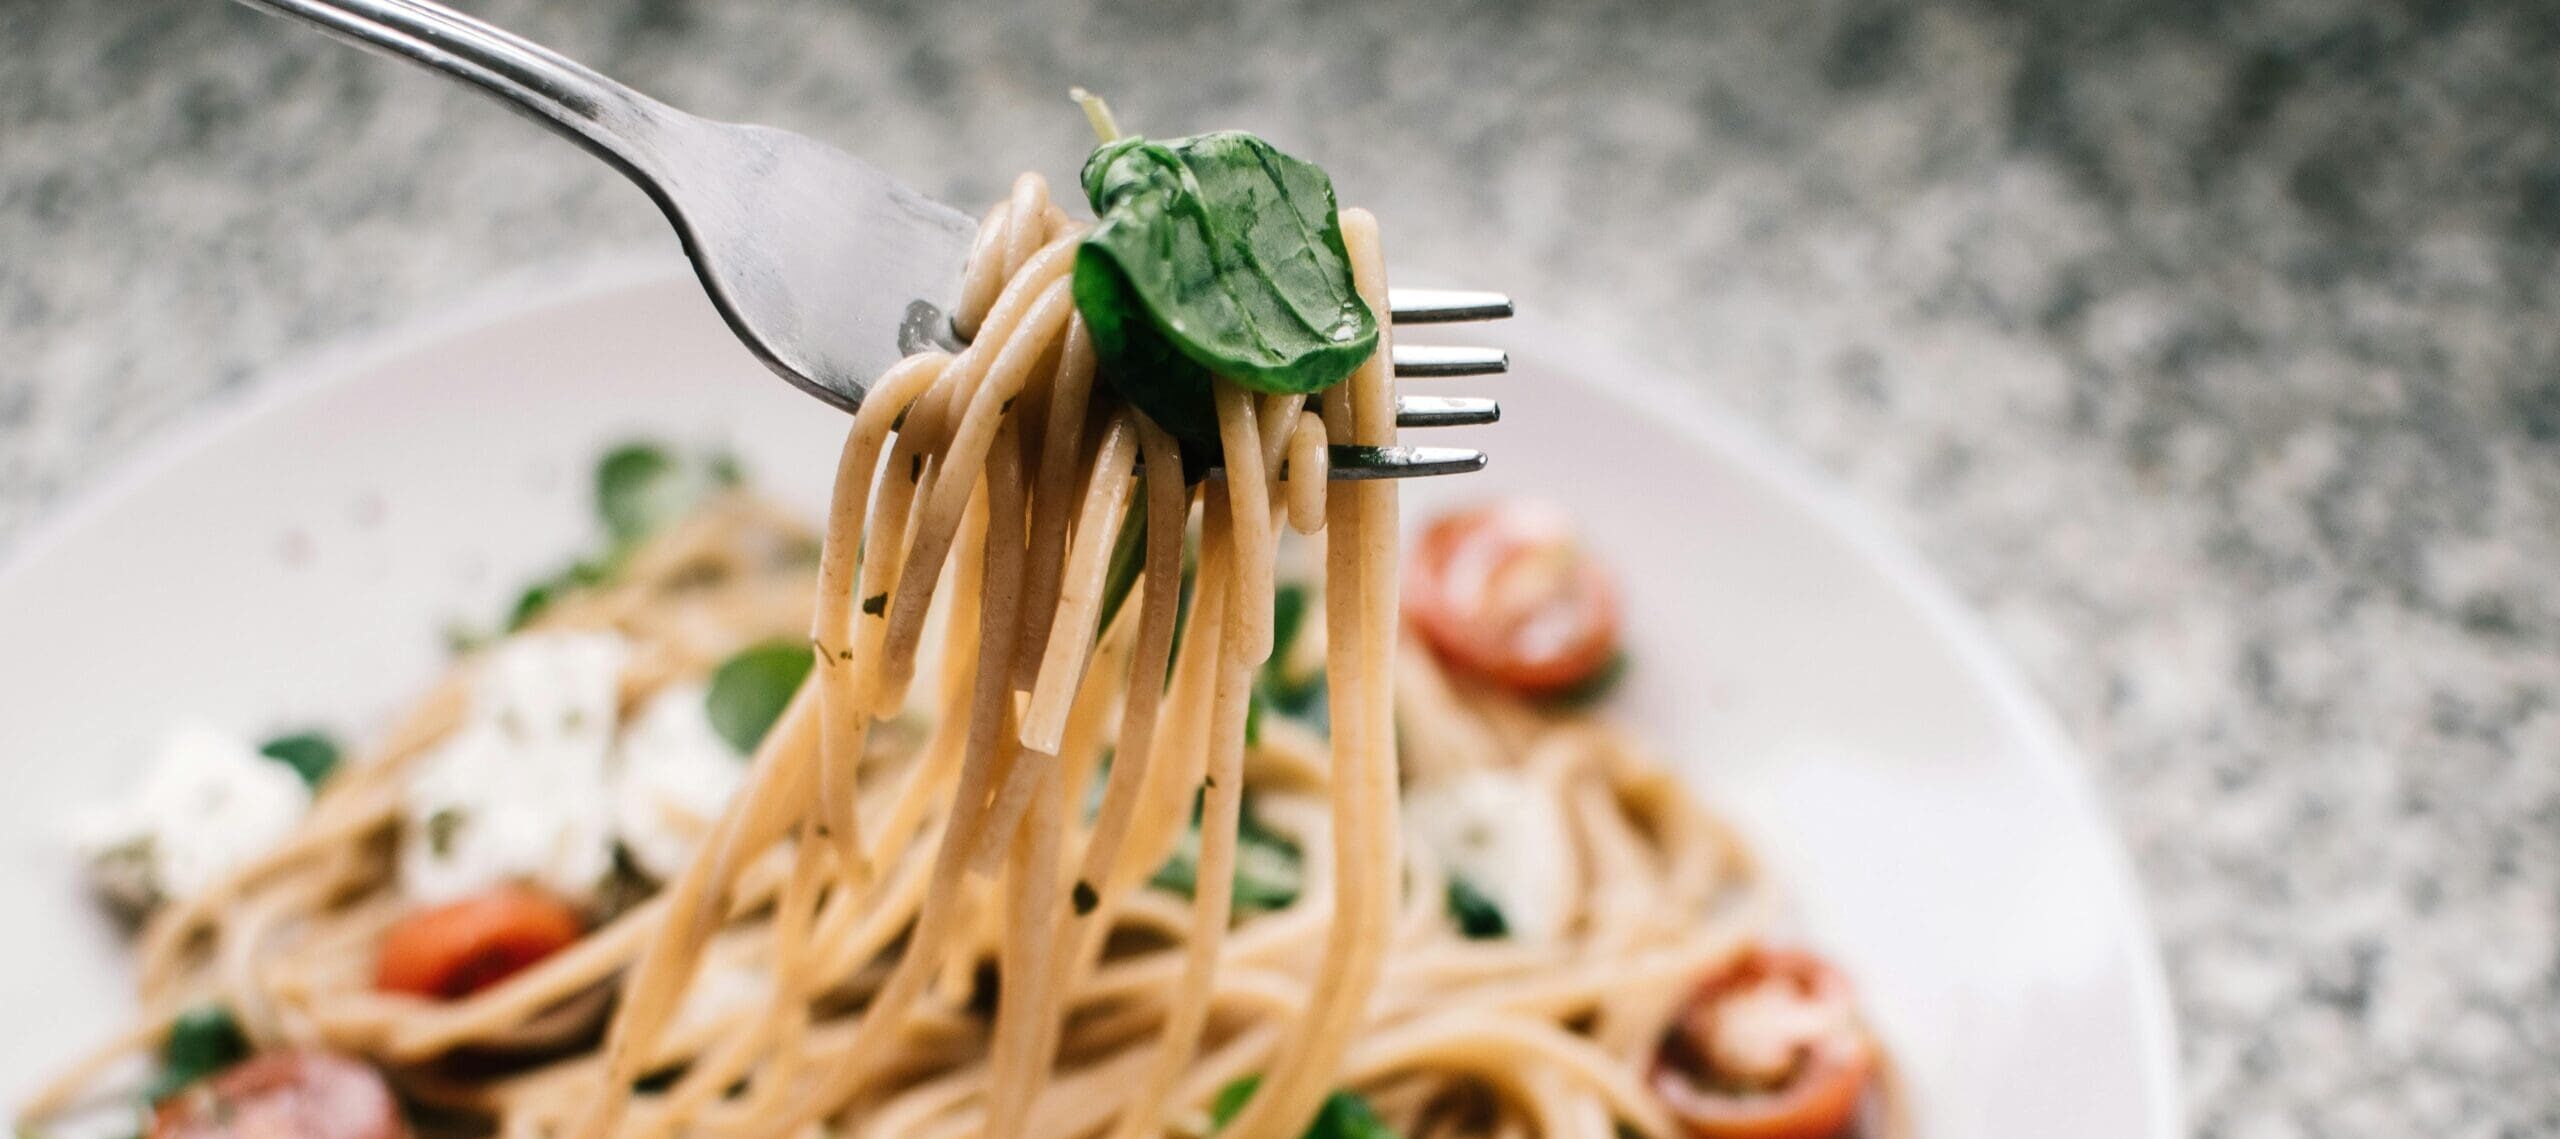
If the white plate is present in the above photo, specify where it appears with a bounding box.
[0,267,2177,1138]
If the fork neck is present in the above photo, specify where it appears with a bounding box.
[231,0,680,184]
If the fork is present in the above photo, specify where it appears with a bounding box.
[228,0,1511,479]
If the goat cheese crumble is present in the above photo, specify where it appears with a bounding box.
[72,724,312,909]
[1403,768,1576,944]
[611,681,745,882]
[400,631,629,904]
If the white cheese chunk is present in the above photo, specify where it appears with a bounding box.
[71,724,312,909]
[400,631,629,905]
[611,682,745,882]
[1402,769,1576,944]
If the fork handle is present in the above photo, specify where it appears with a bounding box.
[228,0,677,184]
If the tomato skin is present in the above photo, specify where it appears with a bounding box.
[149,1052,406,1139]
[1405,500,1622,697]
[375,885,584,1000]
[1651,948,1875,1139]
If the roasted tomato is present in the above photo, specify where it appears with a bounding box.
[1651,947,1876,1139]
[375,885,584,1000]
[149,1052,406,1139]
[1405,500,1622,696]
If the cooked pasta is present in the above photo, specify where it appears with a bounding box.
[28,150,1897,1139]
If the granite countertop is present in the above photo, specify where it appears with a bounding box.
[5,0,2555,1133]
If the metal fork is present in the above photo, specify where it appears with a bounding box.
[227,0,1510,479]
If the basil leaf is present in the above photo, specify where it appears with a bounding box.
[1262,670,1327,724]
[257,731,341,790]
[1076,264,1223,444]
[1270,584,1310,661]
[597,441,735,549]
[1305,1091,1401,1139]
[706,449,746,489]
[457,441,743,649]
[597,442,688,546]
[1277,672,1330,737]
[1211,1075,1262,1127]
[1232,838,1302,912]
[1147,834,1199,896]
[504,584,551,632]
[145,1005,247,1103]
[1095,481,1151,635]
[704,641,814,755]
[1445,875,1509,940]
[1254,584,1328,735]
[504,556,613,632]
[1209,1077,1399,1139]
[1075,132,1378,444]
[1149,800,1302,916]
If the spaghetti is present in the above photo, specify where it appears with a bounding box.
[26,163,1894,1139]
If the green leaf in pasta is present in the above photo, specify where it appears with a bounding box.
[704,641,815,755]
[1209,1076,1400,1139]
[1074,132,1377,444]
[257,731,342,790]
[144,1005,248,1103]
[1444,874,1510,940]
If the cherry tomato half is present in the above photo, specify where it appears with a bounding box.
[1650,947,1876,1139]
[375,885,584,1000]
[1405,500,1622,697]
[150,1052,407,1139]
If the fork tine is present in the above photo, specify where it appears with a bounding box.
[1395,396,1499,428]
[1194,443,1488,481]
[1322,445,1487,480]
[1388,289,1514,324]
[1393,344,1508,377]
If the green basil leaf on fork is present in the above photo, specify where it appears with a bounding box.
[1074,131,1379,445]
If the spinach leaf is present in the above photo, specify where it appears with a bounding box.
[1169,544,1199,662]
[1211,1075,1262,1128]
[1148,826,1200,895]
[257,731,341,790]
[1095,480,1151,635]
[1270,584,1310,661]
[596,441,721,547]
[1231,814,1303,911]
[704,641,814,755]
[705,449,746,490]
[1305,1090,1401,1139]
[1261,670,1327,729]
[1075,132,1378,445]
[468,442,737,644]
[1253,584,1329,736]
[504,556,612,632]
[1095,499,1201,687]
[1150,799,1302,916]
[1445,875,1510,940]
[145,1005,247,1103]
[1209,1076,1399,1139]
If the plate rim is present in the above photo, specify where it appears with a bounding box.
[0,259,2182,1135]
[1493,312,2182,1138]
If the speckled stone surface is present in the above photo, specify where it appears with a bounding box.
[5,0,2557,1133]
